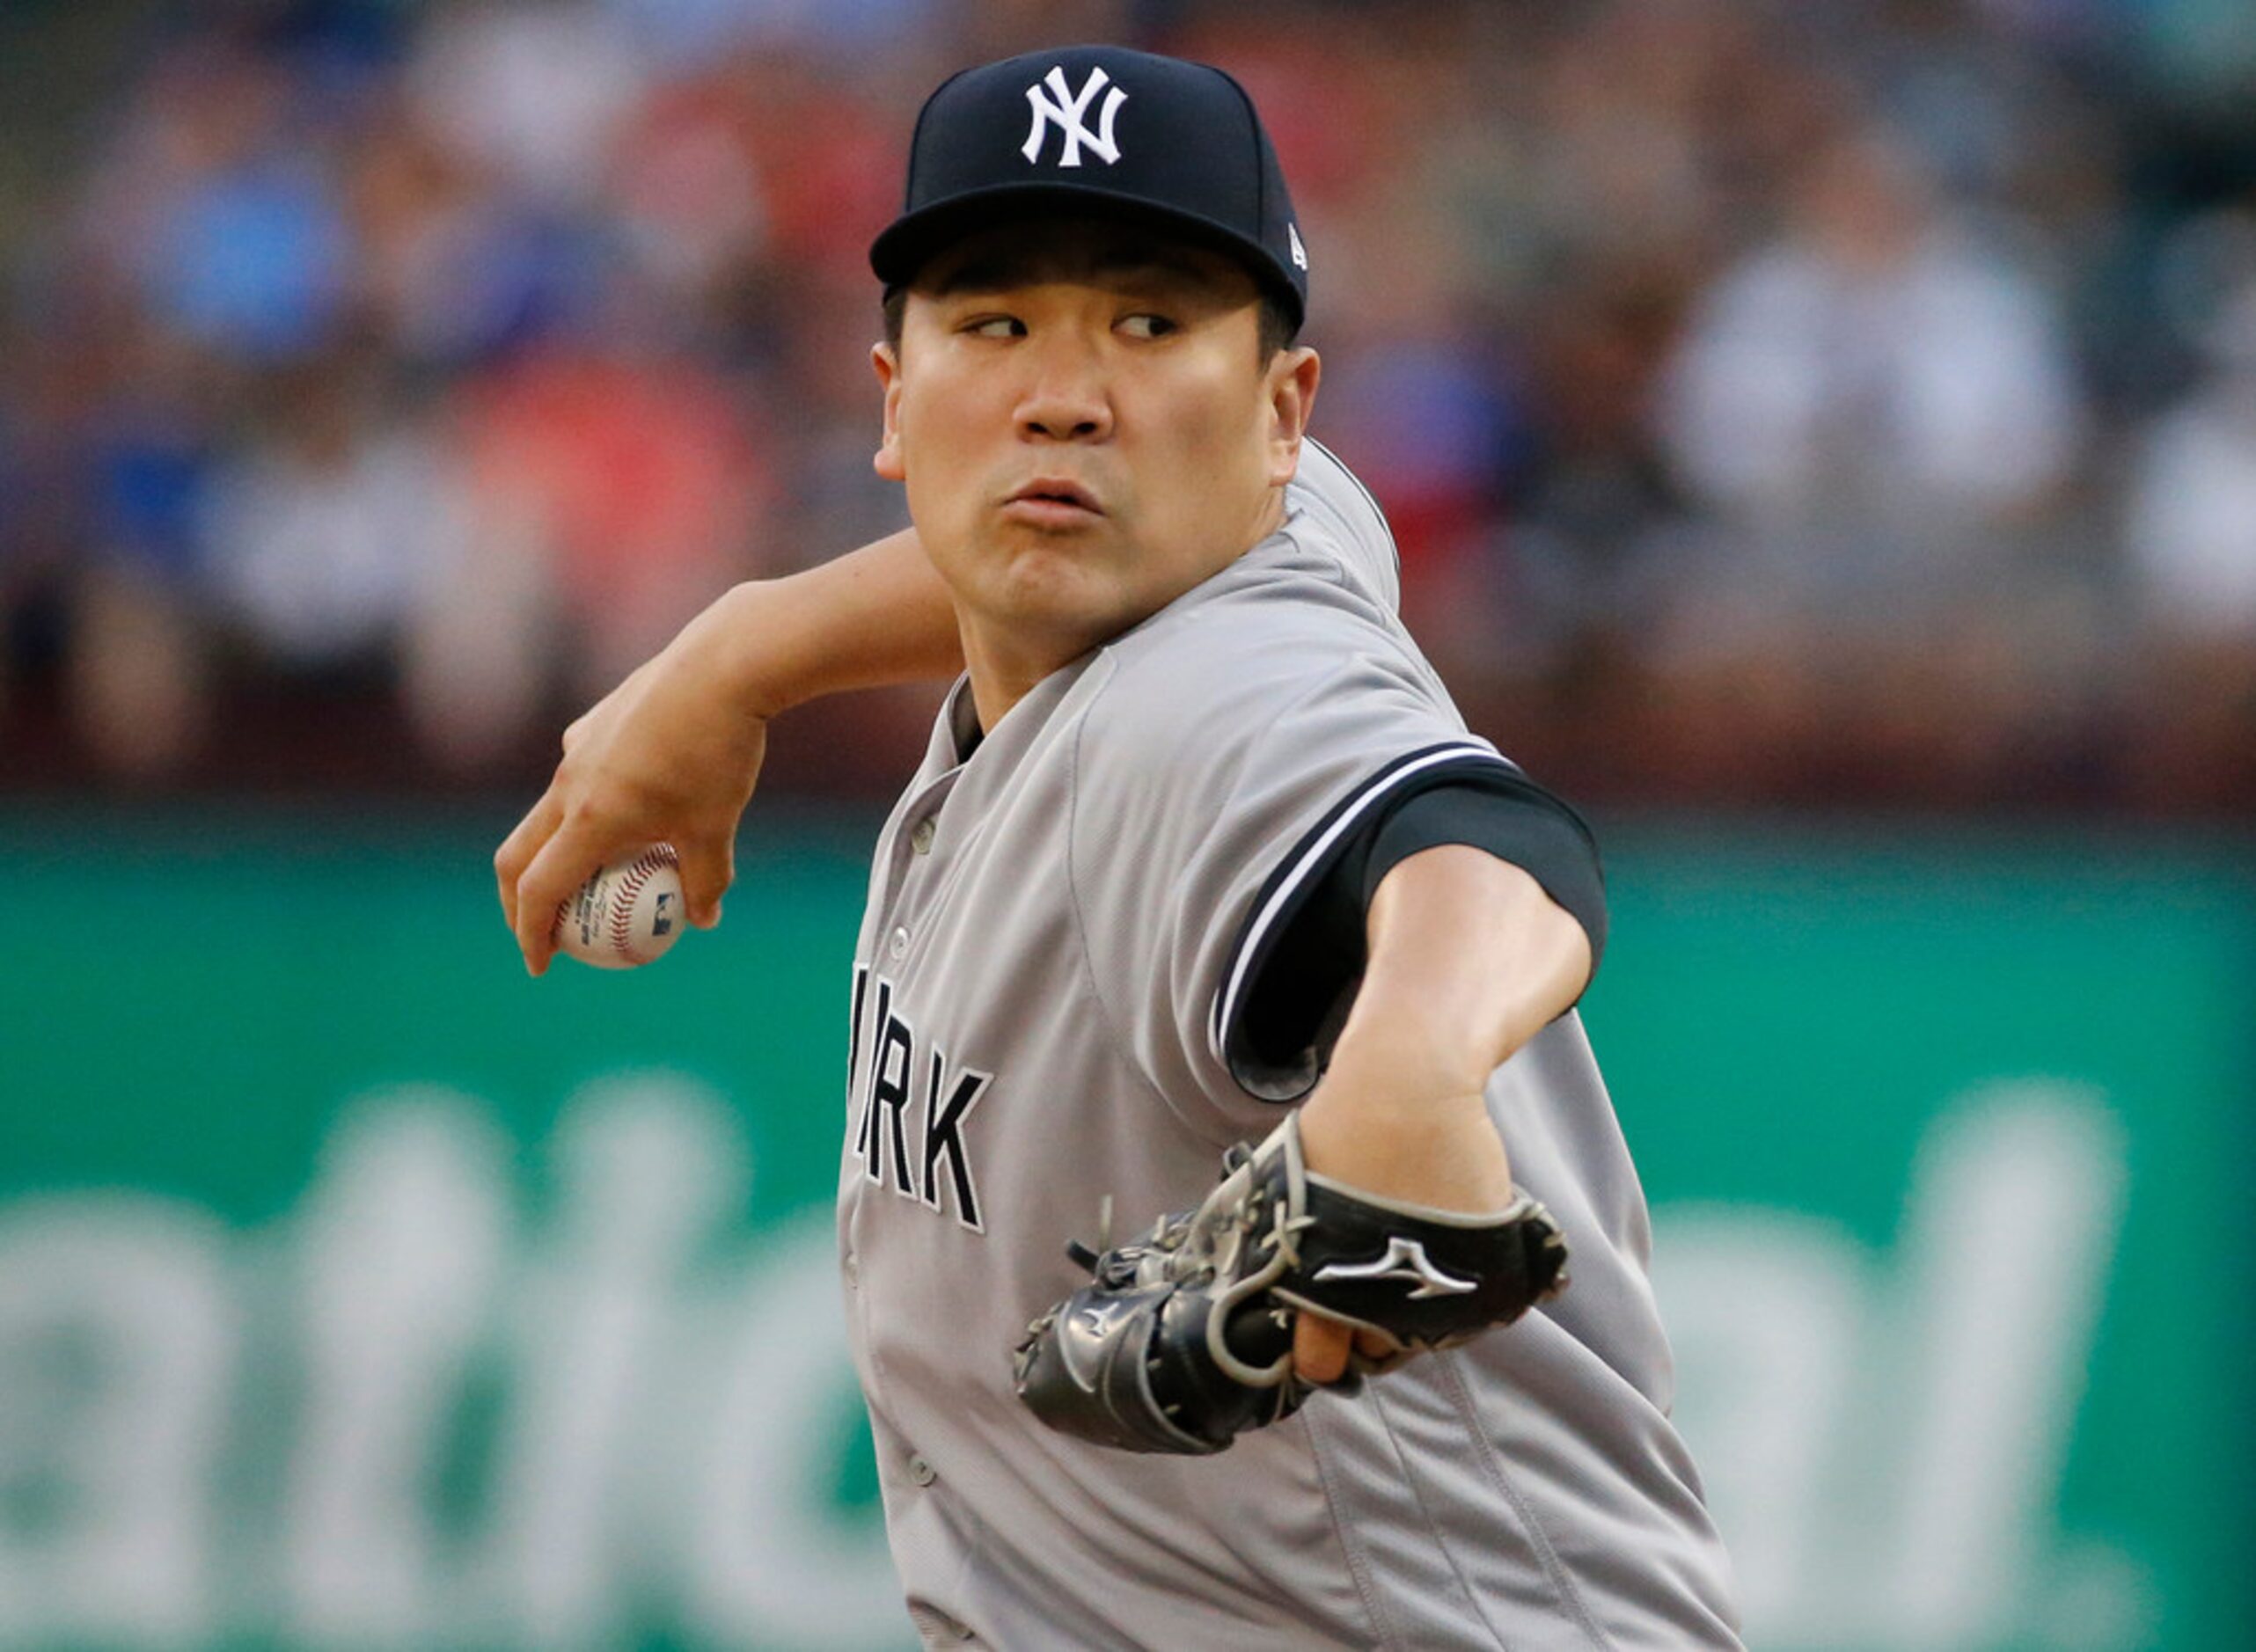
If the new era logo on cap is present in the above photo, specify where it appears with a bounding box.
[1022,65,1127,168]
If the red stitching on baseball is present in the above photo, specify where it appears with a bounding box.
[605,846,677,961]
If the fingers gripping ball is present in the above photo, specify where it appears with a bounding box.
[552,845,686,969]
[1012,1112,1571,1456]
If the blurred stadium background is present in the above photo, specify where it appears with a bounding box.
[0,1,2250,1648]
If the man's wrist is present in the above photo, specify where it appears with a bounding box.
[703,580,803,724]
[1295,1075,1513,1212]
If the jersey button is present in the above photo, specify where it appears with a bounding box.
[910,817,936,855]
[907,1453,937,1488]
[844,1252,859,1288]
[889,925,909,960]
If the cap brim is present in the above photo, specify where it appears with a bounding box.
[870,183,1304,326]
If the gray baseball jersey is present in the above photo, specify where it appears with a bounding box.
[837,439,1741,1648]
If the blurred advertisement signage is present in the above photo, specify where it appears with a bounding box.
[0,823,2245,1650]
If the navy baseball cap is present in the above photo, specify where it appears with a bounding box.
[870,45,1308,328]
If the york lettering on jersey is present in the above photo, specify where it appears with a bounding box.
[847,967,993,1232]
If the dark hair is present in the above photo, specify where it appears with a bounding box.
[1256,294,1300,361]
[882,284,1300,363]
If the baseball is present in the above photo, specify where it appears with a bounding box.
[553,844,686,969]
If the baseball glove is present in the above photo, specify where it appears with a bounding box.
[1011,1111,1569,1456]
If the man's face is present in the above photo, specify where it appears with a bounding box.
[873,221,1318,670]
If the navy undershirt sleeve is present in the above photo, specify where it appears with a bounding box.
[1359,778,1607,959]
[1229,769,1605,1089]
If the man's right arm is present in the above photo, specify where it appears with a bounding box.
[495,526,963,973]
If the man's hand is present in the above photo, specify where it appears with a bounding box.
[494,529,965,975]
[1012,1107,1567,1456]
[495,607,773,975]
[1291,1091,1513,1384]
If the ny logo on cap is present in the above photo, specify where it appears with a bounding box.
[1022,65,1127,168]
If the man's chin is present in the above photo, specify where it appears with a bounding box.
[978,570,1151,655]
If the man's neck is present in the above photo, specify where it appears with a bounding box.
[959,621,1085,735]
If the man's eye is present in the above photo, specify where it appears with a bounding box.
[1118,314,1178,340]
[964,316,1023,339]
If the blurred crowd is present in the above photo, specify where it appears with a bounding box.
[3,0,2254,812]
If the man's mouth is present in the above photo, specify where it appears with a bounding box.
[1003,479,1103,520]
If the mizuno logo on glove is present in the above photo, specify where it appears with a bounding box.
[1313,1238,1478,1299]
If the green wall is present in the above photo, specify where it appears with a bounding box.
[0,811,2246,1650]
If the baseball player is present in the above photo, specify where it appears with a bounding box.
[500,45,1740,1649]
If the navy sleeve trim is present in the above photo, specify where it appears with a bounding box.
[1210,741,1501,1071]
[1212,745,1605,1103]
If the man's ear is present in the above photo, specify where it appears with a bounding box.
[872,341,905,482]
[1264,346,1322,488]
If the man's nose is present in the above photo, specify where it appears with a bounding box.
[1015,340,1112,441]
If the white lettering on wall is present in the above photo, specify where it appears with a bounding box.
[475,1075,740,1644]
[281,1092,509,1644]
[1882,1083,2126,1642]
[0,1073,2149,1649]
[1649,1209,1864,1632]
[1656,1081,2146,1648]
[680,1217,906,1648]
[0,1205,234,1645]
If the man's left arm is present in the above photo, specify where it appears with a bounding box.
[1016,742,1597,1455]
[1290,844,1593,1383]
